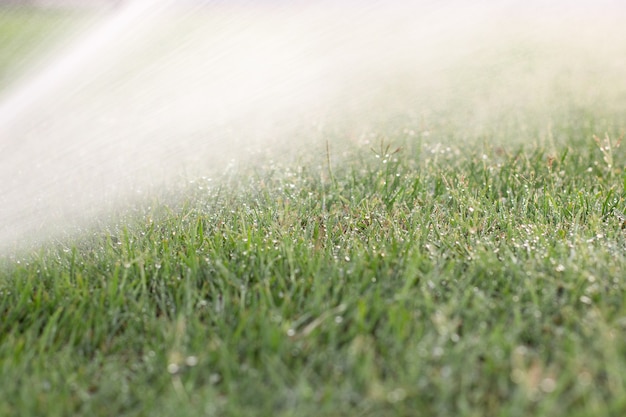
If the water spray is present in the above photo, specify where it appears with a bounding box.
[0,0,623,253]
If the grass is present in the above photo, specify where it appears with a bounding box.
[1,6,626,417]
[0,7,91,90]
[2,134,625,416]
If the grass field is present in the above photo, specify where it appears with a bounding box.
[1,6,626,417]
[0,6,92,90]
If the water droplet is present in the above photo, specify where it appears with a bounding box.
[167,363,180,375]
[432,347,444,358]
[540,377,557,393]
[387,388,406,403]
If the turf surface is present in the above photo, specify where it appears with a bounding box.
[1,6,625,417]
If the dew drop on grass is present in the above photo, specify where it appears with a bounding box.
[167,363,180,375]
[387,388,407,403]
[540,377,557,393]
[185,356,198,367]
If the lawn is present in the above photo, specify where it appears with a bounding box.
[0,6,92,90]
[1,5,625,417]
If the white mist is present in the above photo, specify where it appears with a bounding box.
[0,0,623,252]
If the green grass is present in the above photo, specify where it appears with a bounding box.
[0,7,92,90]
[1,7,626,417]
[2,135,625,416]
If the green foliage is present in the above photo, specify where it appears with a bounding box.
[2,135,626,416]
[0,8,89,89]
[2,6,626,417]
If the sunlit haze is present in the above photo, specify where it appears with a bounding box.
[0,0,624,252]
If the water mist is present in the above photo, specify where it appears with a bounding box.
[0,0,624,253]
